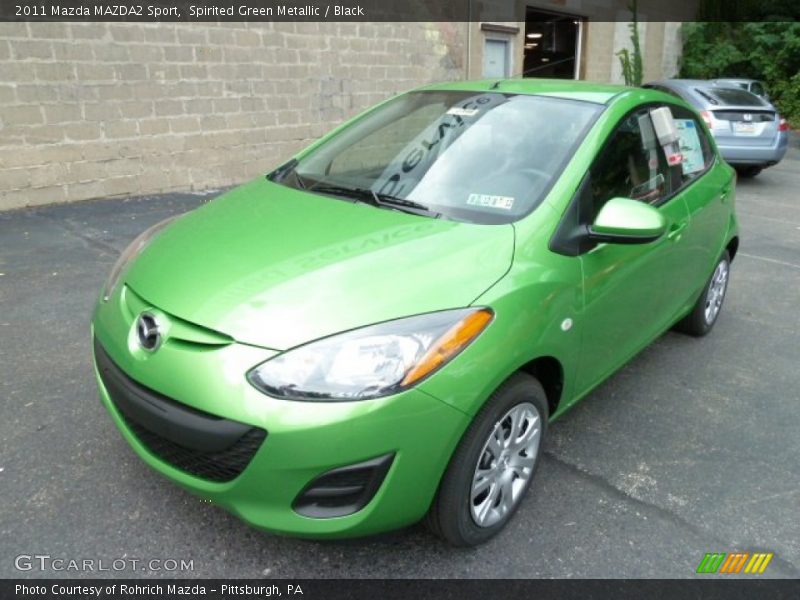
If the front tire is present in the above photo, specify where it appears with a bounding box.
[425,373,548,546]
[674,250,731,337]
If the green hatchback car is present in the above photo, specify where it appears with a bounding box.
[92,79,738,546]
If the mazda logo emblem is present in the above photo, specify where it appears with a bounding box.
[136,312,162,352]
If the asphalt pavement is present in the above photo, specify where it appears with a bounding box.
[1,147,799,579]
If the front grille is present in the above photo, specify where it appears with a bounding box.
[122,416,266,483]
[95,339,266,483]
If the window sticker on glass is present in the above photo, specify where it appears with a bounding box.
[446,107,481,117]
[467,194,515,210]
[674,119,705,174]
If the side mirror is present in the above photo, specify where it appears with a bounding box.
[589,197,667,245]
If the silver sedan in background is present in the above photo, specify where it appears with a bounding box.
[645,79,789,177]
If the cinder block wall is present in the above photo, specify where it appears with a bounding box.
[0,22,466,210]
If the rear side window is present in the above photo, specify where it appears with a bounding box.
[589,108,669,217]
[668,104,715,186]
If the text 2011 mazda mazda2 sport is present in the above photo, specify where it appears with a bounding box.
[92,80,738,546]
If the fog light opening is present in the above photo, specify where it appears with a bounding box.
[292,453,395,518]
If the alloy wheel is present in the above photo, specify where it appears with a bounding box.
[704,260,729,325]
[470,402,541,528]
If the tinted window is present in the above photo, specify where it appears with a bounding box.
[703,87,766,107]
[280,91,602,225]
[750,81,765,96]
[589,108,669,217]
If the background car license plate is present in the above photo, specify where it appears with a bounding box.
[734,121,757,134]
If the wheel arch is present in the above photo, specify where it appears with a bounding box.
[517,355,564,418]
[726,235,739,262]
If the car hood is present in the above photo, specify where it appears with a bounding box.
[125,178,514,350]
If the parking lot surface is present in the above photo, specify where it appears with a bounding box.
[1,146,799,579]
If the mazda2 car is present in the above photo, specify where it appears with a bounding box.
[92,80,738,546]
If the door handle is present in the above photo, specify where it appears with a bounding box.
[667,221,688,241]
[720,185,732,202]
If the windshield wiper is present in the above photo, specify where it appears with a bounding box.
[309,183,440,217]
[374,193,437,214]
[272,167,439,217]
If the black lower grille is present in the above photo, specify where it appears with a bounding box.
[122,417,266,483]
[95,339,266,483]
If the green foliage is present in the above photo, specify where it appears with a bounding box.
[680,20,800,124]
[770,72,800,125]
[617,49,635,87]
[616,0,643,86]
[697,0,799,21]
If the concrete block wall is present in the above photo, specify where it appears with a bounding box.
[0,22,466,210]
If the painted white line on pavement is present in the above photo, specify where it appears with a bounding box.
[739,252,800,271]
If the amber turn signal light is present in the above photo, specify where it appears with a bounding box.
[401,309,493,386]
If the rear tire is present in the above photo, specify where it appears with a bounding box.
[425,373,548,547]
[735,166,762,178]
[674,250,731,337]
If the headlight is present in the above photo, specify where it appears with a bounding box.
[248,308,493,401]
[101,216,178,301]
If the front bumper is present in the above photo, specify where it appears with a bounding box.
[92,288,470,538]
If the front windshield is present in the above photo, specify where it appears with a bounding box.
[274,90,602,224]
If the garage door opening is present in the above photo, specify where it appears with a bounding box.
[523,8,584,79]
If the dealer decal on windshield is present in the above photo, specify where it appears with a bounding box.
[467,194,515,210]
[446,107,481,117]
[373,93,508,198]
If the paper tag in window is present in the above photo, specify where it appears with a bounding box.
[674,119,705,174]
[467,194,515,210]
[447,107,481,117]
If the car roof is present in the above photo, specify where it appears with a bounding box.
[645,79,771,109]
[414,78,631,105]
[647,79,710,91]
